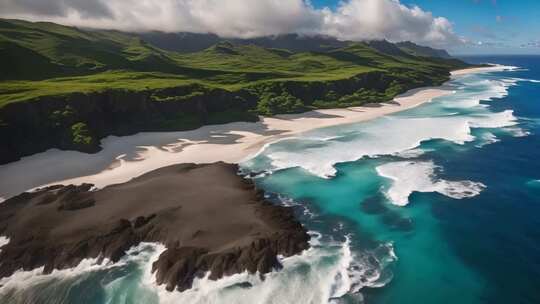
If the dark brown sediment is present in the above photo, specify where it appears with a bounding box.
[0,162,309,291]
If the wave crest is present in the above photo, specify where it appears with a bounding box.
[376,161,486,206]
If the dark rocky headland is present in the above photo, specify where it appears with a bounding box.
[0,162,310,292]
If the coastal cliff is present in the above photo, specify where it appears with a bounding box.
[0,84,257,164]
[0,162,310,291]
[0,69,450,164]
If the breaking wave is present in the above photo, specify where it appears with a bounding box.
[0,236,9,253]
[0,224,395,304]
[375,161,486,206]
[244,71,522,178]
[147,233,395,304]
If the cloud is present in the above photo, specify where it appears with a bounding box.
[0,0,112,18]
[320,0,463,47]
[521,41,540,48]
[0,0,463,47]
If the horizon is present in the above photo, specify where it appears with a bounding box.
[1,0,538,55]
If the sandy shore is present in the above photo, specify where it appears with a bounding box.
[0,66,507,200]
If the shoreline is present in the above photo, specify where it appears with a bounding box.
[0,66,508,201]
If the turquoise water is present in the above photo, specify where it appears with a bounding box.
[1,57,539,304]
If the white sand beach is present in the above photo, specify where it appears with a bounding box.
[0,66,508,200]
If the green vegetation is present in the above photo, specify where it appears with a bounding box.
[0,18,471,163]
[0,19,467,107]
[70,122,95,147]
[0,71,195,105]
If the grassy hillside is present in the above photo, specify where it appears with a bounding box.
[0,18,471,163]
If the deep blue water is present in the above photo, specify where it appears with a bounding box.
[439,55,540,304]
[1,56,538,304]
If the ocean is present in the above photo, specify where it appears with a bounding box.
[1,55,539,304]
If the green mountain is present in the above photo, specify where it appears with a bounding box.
[396,41,452,59]
[0,19,187,80]
[0,19,472,164]
[128,32,456,59]
[134,32,349,53]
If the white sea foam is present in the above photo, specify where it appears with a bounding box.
[264,110,516,178]
[0,236,9,246]
[393,148,427,158]
[0,255,117,294]
[469,109,518,128]
[126,232,393,304]
[148,243,334,304]
[504,127,531,137]
[0,232,393,304]
[270,194,317,218]
[510,77,540,84]
[247,72,520,178]
[0,236,9,253]
[328,236,395,297]
[475,131,500,147]
[376,161,486,206]
[0,242,166,301]
[343,241,396,293]
[441,77,515,109]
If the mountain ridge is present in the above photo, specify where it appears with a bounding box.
[130,30,455,58]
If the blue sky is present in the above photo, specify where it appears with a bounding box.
[312,0,540,54]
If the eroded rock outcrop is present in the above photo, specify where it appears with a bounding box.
[0,162,309,291]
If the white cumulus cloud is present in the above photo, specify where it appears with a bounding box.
[320,0,462,47]
[0,0,464,48]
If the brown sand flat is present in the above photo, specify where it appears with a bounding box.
[0,162,309,291]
